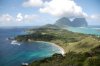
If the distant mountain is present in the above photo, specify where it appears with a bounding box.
[71,18,88,27]
[55,17,71,27]
[40,17,88,29]
[55,17,88,27]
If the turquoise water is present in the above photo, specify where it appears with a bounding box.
[66,27,100,35]
[0,28,62,66]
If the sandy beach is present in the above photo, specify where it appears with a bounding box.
[35,41,65,55]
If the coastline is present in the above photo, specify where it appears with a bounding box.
[33,41,65,55]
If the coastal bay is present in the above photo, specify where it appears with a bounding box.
[0,28,64,66]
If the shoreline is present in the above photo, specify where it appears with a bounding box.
[34,41,65,55]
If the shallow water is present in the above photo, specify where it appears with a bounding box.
[66,27,100,35]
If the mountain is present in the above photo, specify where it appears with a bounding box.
[55,17,88,27]
[40,17,88,29]
[55,17,71,27]
[71,18,88,27]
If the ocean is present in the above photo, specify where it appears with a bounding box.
[66,27,100,36]
[0,28,62,66]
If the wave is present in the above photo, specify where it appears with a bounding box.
[11,40,21,46]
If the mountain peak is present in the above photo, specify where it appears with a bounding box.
[55,17,71,27]
[55,17,88,27]
[72,18,88,27]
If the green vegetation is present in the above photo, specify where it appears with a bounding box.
[15,27,100,66]
[29,49,100,66]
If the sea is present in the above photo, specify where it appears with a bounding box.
[66,26,100,36]
[0,27,62,66]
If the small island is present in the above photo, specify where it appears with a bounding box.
[15,27,100,66]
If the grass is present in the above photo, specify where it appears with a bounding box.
[65,37,100,53]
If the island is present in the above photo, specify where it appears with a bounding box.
[15,27,100,66]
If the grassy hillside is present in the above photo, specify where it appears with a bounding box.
[65,37,100,53]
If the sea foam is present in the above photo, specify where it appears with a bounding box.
[11,40,21,46]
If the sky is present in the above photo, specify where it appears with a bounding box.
[0,0,100,27]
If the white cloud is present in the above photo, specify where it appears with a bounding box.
[90,14,100,20]
[16,13,39,22]
[0,13,39,26]
[22,0,88,18]
[16,13,23,22]
[23,0,43,7]
[85,14,100,22]
[39,0,87,18]
[24,14,39,22]
[15,13,39,22]
[0,14,13,22]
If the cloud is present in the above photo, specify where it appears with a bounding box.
[39,0,88,18]
[22,0,43,7]
[85,14,100,22]
[0,13,38,22]
[16,13,23,22]
[0,13,39,26]
[16,13,39,22]
[0,14,13,22]
[90,14,100,20]
[22,0,99,22]
[24,14,39,22]
[22,0,88,18]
